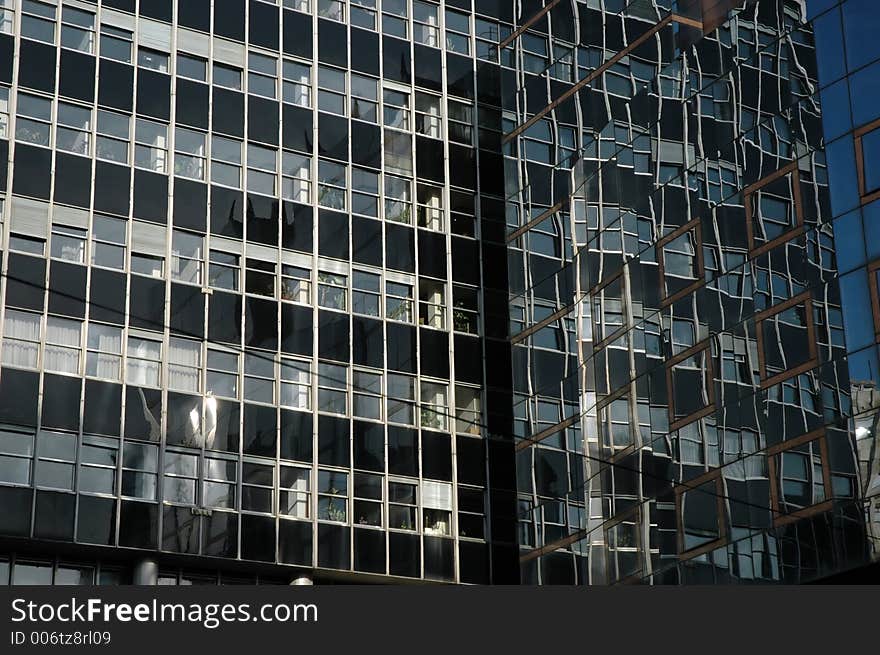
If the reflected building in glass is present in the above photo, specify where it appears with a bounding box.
[0,0,875,586]
[507,0,874,584]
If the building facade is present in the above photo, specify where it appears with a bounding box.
[0,0,520,585]
[0,0,874,586]
[509,0,872,584]
[810,0,880,569]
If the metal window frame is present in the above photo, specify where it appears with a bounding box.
[753,290,818,390]
[766,428,833,528]
[674,468,728,562]
[743,160,805,258]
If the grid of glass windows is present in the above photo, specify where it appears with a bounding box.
[0,0,866,588]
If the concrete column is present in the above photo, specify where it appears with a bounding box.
[289,573,314,586]
[132,558,159,585]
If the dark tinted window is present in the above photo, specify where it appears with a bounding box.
[388,425,418,476]
[353,420,384,471]
[178,0,211,31]
[41,374,81,431]
[213,88,245,137]
[249,0,279,50]
[59,50,96,102]
[83,380,121,436]
[279,519,312,565]
[173,179,208,232]
[243,403,277,457]
[317,523,350,569]
[354,528,385,573]
[98,61,134,111]
[0,369,39,427]
[119,500,158,548]
[215,0,246,41]
[18,41,55,93]
[281,201,312,252]
[280,409,312,463]
[318,415,350,467]
[139,0,171,21]
[13,145,51,199]
[134,170,168,224]
[136,70,170,120]
[54,153,92,208]
[176,79,209,129]
[48,261,87,318]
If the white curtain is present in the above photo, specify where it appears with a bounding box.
[3,310,40,340]
[88,324,122,380]
[126,337,160,386]
[2,310,40,368]
[44,317,81,374]
[168,339,201,392]
[46,316,82,348]
[422,480,452,511]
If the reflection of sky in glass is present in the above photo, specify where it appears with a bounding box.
[850,60,880,128]
[862,129,880,194]
[814,0,880,399]
[842,0,880,71]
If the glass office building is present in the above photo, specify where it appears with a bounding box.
[810,0,880,569]
[0,0,875,585]
[510,0,871,584]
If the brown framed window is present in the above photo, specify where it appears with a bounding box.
[754,291,817,389]
[743,161,804,257]
[767,429,833,527]
[665,340,715,431]
[657,218,704,307]
[854,117,880,206]
[675,468,727,561]
[867,259,880,342]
